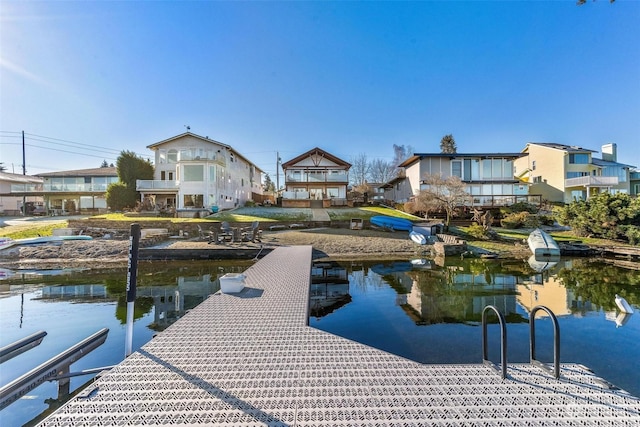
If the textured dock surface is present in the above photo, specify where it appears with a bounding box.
[40,246,640,426]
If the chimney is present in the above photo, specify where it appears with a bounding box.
[602,143,617,162]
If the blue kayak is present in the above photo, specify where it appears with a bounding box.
[369,215,414,231]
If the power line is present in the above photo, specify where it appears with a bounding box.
[0,131,149,159]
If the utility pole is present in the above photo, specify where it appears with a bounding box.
[22,131,26,216]
[276,151,280,194]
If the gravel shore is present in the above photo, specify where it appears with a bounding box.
[0,227,434,269]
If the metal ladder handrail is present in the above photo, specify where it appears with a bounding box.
[530,305,561,379]
[0,330,47,364]
[0,328,109,410]
[481,305,508,379]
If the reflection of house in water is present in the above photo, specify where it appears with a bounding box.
[37,276,219,331]
[40,285,111,301]
[310,262,351,318]
[402,268,523,325]
[517,274,571,317]
[517,259,594,317]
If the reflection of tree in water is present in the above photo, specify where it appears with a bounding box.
[115,296,154,324]
[556,261,640,312]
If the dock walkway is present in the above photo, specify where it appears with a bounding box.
[41,246,640,426]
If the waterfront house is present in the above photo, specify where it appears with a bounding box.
[137,132,263,215]
[2,168,117,215]
[513,142,635,203]
[0,172,44,215]
[629,170,640,196]
[36,167,119,215]
[381,174,413,204]
[395,152,536,208]
[280,147,351,208]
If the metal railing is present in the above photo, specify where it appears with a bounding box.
[565,176,619,188]
[529,305,561,379]
[481,305,508,379]
[482,305,561,380]
[10,183,112,193]
[136,180,180,191]
[0,331,47,364]
[0,328,111,410]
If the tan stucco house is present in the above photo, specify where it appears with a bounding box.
[137,132,263,214]
[280,147,351,208]
[514,142,635,203]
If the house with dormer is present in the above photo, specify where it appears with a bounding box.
[280,147,351,208]
[136,132,263,214]
[513,142,634,203]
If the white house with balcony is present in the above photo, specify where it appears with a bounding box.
[513,142,634,203]
[137,132,263,214]
[280,147,351,208]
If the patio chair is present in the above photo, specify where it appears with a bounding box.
[197,225,215,243]
[241,221,262,243]
[218,221,235,243]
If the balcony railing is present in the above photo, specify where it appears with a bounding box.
[285,172,348,183]
[564,176,619,188]
[10,183,111,193]
[283,191,310,199]
[136,180,179,191]
[466,195,543,207]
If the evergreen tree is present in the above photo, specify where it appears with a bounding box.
[263,173,275,192]
[440,134,457,154]
[106,151,154,210]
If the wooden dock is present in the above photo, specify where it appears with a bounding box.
[40,246,640,426]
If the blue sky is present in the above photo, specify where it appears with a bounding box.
[1,1,639,180]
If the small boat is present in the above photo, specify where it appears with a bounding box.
[370,215,413,231]
[527,228,561,257]
[409,230,427,245]
[0,268,15,280]
[527,254,560,273]
[615,312,633,328]
[0,237,14,251]
[0,235,92,250]
[615,294,634,314]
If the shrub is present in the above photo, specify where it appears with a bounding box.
[621,225,640,245]
[509,202,539,214]
[466,223,489,239]
[500,211,541,229]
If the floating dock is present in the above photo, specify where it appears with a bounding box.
[40,246,640,426]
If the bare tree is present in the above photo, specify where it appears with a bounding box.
[392,144,414,176]
[414,174,472,229]
[350,153,370,186]
[369,158,396,183]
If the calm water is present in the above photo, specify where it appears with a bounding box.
[309,257,640,397]
[0,261,252,426]
[1,257,639,426]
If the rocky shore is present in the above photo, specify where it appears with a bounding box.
[0,227,437,269]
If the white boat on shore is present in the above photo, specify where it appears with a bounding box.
[527,228,561,257]
[0,235,92,251]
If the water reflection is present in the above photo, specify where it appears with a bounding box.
[309,256,640,397]
[0,261,252,427]
[311,257,639,325]
[310,261,351,318]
